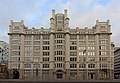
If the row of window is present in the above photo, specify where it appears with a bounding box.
[25,41,49,45]
[24,41,96,46]
[26,51,49,56]
[23,64,96,68]
[11,57,96,62]
[12,34,109,41]
[70,64,95,68]
[24,35,50,40]
[12,51,108,56]
[24,46,50,51]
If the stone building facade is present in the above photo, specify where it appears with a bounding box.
[8,10,114,80]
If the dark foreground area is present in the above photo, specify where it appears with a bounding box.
[0,79,120,83]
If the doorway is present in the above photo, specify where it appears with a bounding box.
[55,70,64,79]
[90,73,93,79]
[57,73,63,79]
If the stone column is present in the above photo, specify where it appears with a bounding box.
[20,34,25,79]
[50,33,54,79]
[65,33,70,79]
[95,34,99,80]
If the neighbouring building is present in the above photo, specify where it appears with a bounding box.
[8,10,114,80]
[0,41,9,79]
[0,41,9,64]
[114,47,120,78]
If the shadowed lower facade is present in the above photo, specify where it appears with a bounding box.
[8,10,114,80]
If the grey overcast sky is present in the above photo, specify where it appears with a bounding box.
[0,0,120,46]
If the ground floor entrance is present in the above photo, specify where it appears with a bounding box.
[57,73,63,79]
[55,70,64,79]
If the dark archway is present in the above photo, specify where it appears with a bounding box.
[55,70,64,79]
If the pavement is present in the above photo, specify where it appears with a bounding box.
[0,79,120,83]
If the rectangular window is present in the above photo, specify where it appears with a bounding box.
[100,63,108,69]
[43,52,49,56]
[43,64,49,68]
[99,51,107,56]
[79,64,86,68]
[79,35,86,40]
[79,41,86,45]
[70,35,77,40]
[99,40,107,44]
[25,35,31,40]
[33,52,40,56]
[43,46,49,50]
[24,57,31,61]
[12,35,20,39]
[88,46,95,50]
[56,45,64,49]
[34,41,40,45]
[12,63,20,68]
[33,58,40,62]
[11,45,20,50]
[88,52,95,56]
[24,46,31,51]
[25,41,32,45]
[42,70,49,76]
[70,46,77,50]
[43,57,49,61]
[79,46,86,50]
[34,46,40,50]
[43,41,49,45]
[55,34,64,38]
[88,58,95,61]
[55,51,65,55]
[70,57,77,61]
[70,41,77,45]
[11,57,20,61]
[88,41,95,45]
[99,45,107,50]
[99,57,108,61]
[88,35,95,40]
[33,64,40,68]
[70,64,77,68]
[70,70,77,77]
[99,34,108,39]
[24,63,31,68]
[70,52,77,56]
[88,64,95,68]
[24,70,31,77]
[43,35,49,40]
[55,57,65,61]
[55,63,64,68]
[12,51,19,56]
[25,52,31,56]
[34,35,41,40]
